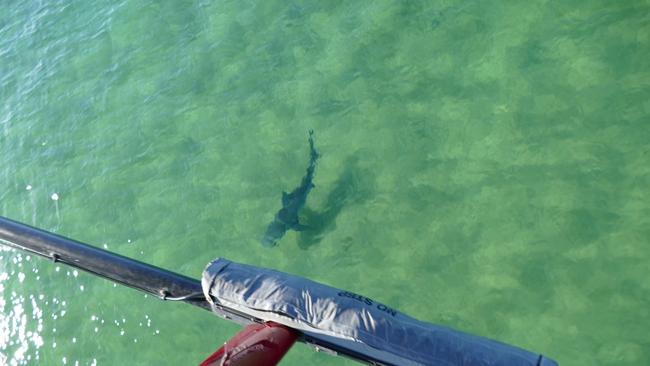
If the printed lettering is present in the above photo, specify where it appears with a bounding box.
[377,303,397,317]
[338,291,373,306]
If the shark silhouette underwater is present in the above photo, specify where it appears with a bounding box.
[261,130,319,247]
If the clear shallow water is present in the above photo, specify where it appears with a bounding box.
[1,1,649,365]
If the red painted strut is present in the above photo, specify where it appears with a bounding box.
[200,322,299,366]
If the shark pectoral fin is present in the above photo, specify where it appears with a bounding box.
[282,191,291,206]
[292,223,309,231]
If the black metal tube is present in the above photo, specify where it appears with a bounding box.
[0,215,210,310]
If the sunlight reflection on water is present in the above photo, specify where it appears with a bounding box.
[0,248,44,365]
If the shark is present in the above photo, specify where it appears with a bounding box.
[261,130,319,247]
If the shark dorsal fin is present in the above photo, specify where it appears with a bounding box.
[282,191,291,206]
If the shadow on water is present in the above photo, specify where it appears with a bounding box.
[297,155,375,250]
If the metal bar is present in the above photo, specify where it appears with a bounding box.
[0,215,212,309]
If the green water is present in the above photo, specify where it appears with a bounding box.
[1,1,649,365]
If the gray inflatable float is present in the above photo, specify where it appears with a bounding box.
[202,258,558,366]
